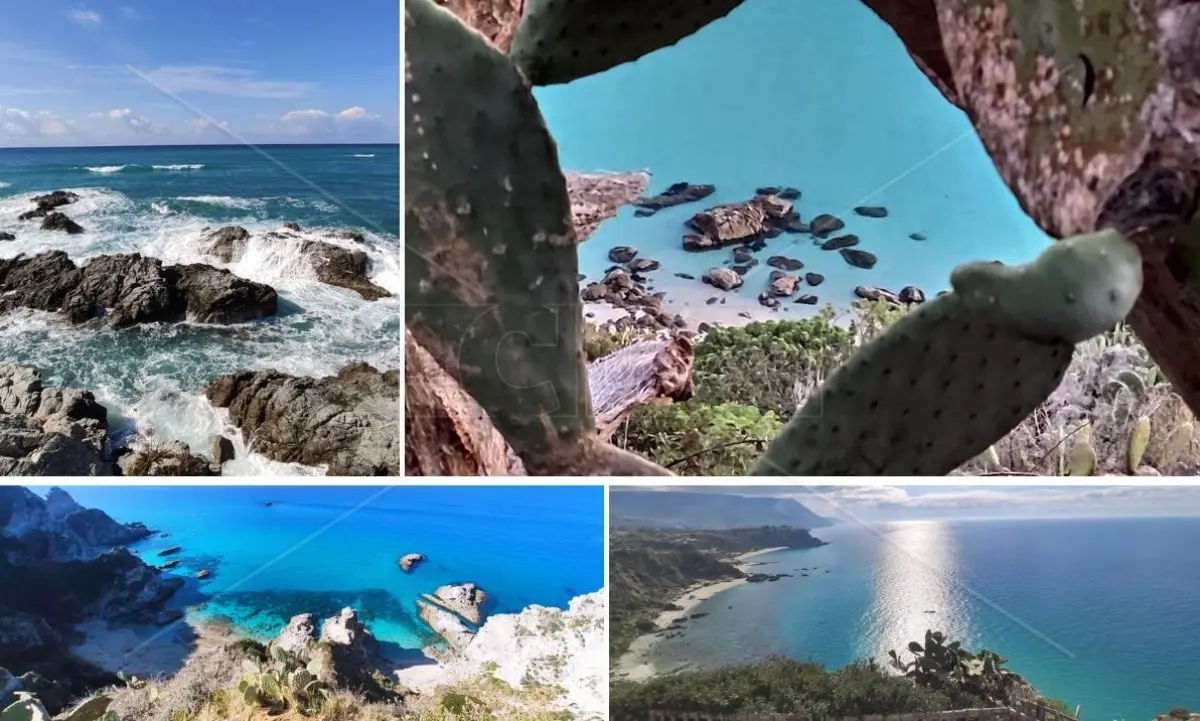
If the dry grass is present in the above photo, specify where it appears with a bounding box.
[401,668,578,721]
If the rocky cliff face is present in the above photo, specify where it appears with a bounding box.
[406,591,605,721]
[0,486,151,563]
[0,487,181,704]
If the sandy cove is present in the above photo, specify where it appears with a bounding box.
[70,617,236,678]
[614,547,787,682]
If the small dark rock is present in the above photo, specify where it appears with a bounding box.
[937,290,950,297]
[634,208,656,218]
[0,232,14,241]
[855,285,899,303]
[629,257,660,272]
[766,256,803,271]
[805,272,825,286]
[820,234,859,251]
[810,214,845,237]
[841,248,878,269]
[762,226,783,239]
[41,212,84,234]
[702,267,743,291]
[608,246,638,263]
[674,272,695,280]
[212,436,235,464]
[682,233,719,252]
[854,205,888,218]
[795,294,819,305]
[581,283,608,301]
[282,222,301,232]
[757,293,780,309]
[909,232,927,241]
[732,246,755,264]
[898,286,926,304]
[705,297,718,305]
[778,187,801,200]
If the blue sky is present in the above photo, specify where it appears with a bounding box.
[650,486,1200,522]
[0,1,398,147]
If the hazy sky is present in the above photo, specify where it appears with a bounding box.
[0,1,398,147]
[646,485,1200,523]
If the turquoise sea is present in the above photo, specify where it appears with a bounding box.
[642,518,1200,721]
[534,0,1052,316]
[0,144,401,475]
[39,485,603,660]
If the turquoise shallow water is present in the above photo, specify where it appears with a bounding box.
[533,0,1052,316]
[0,144,400,474]
[38,486,603,653]
[642,518,1200,721]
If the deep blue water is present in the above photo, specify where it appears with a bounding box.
[643,517,1200,721]
[0,144,400,474]
[35,486,604,651]
[533,0,1052,322]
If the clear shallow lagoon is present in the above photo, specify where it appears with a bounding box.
[0,144,400,474]
[534,0,1052,316]
[40,486,604,653]
[642,517,1200,721]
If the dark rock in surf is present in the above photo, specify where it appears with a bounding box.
[40,212,84,234]
[809,214,844,237]
[805,272,825,287]
[205,362,399,476]
[854,205,888,218]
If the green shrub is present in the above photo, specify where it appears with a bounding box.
[610,657,958,718]
[692,314,854,418]
[615,401,784,475]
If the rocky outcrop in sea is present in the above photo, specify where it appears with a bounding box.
[201,223,393,301]
[0,251,278,327]
[205,362,400,476]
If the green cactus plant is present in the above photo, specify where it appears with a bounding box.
[1127,415,1152,472]
[1159,421,1195,471]
[1,694,48,721]
[405,0,1146,477]
[508,0,749,86]
[57,696,113,721]
[237,646,326,714]
[1068,424,1096,477]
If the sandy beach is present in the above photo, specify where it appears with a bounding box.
[614,546,787,681]
[70,617,238,678]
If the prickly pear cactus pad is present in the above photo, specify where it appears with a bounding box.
[752,231,1144,476]
[950,229,1143,344]
[508,0,748,86]
[405,0,593,469]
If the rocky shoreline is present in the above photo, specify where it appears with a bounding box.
[577,177,939,334]
[0,362,398,476]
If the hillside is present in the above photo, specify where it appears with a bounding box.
[609,526,826,658]
[610,490,832,530]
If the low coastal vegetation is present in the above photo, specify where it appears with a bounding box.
[590,299,1199,476]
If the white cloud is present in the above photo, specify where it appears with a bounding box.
[336,106,377,121]
[86,107,155,134]
[1,107,74,137]
[141,65,313,99]
[67,9,103,25]
[279,108,336,136]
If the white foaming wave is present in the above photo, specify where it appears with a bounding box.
[84,165,130,173]
[152,164,205,170]
[149,201,174,216]
[352,154,375,158]
[177,195,264,210]
[0,181,10,189]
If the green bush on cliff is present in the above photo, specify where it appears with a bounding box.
[614,401,783,475]
[692,313,855,418]
[610,657,960,718]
